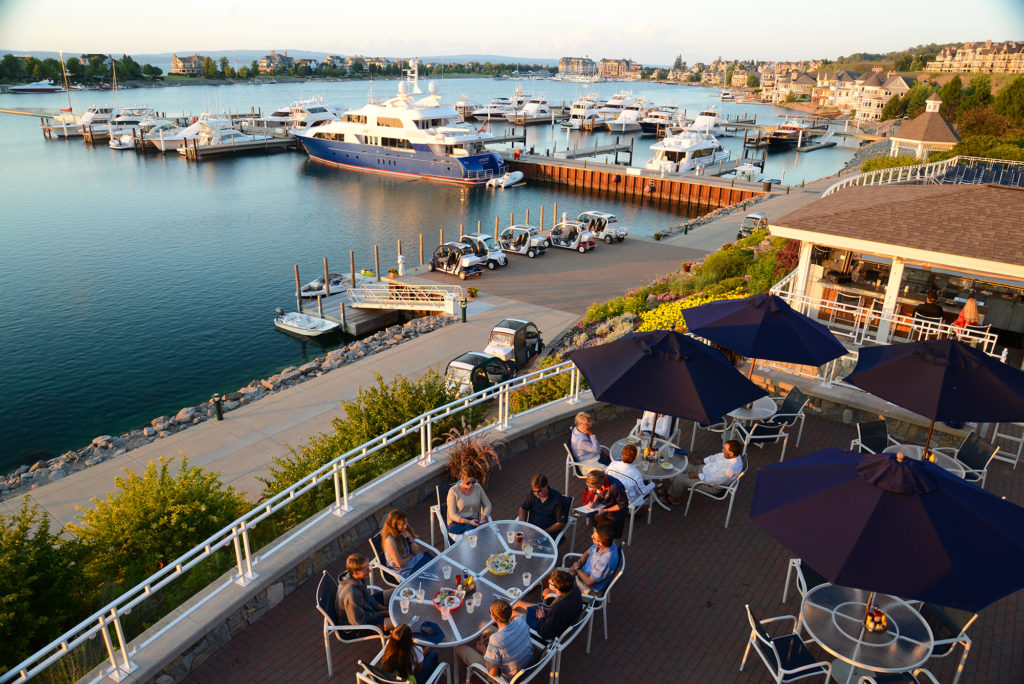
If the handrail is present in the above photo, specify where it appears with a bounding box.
[2,360,583,683]
[821,155,1024,197]
[349,282,463,311]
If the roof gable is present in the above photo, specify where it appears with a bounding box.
[893,110,960,144]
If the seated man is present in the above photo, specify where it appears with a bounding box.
[518,473,567,538]
[568,526,620,595]
[513,570,584,642]
[637,411,674,440]
[456,599,534,680]
[666,439,745,505]
[336,553,392,632]
[570,411,611,466]
[914,290,944,319]
[584,470,629,538]
[605,444,656,504]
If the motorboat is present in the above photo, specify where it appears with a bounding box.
[731,163,764,183]
[10,80,64,93]
[105,106,156,135]
[176,124,274,155]
[471,97,516,120]
[645,130,731,174]
[561,96,607,130]
[686,107,730,137]
[505,96,552,124]
[273,309,340,337]
[486,170,525,188]
[455,95,482,120]
[598,90,636,118]
[766,119,812,149]
[43,104,117,138]
[300,273,350,299]
[287,98,343,136]
[720,90,734,101]
[295,61,505,185]
[639,106,681,136]
[605,101,647,133]
[149,113,231,152]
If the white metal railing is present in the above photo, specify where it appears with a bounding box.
[2,361,584,683]
[348,282,464,312]
[821,155,1024,197]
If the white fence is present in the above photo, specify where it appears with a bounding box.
[2,361,584,683]
[820,155,1024,197]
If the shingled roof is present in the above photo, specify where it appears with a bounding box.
[892,109,960,144]
[773,184,1024,268]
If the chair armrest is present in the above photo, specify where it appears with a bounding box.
[466,662,506,684]
[784,660,832,677]
[758,613,801,632]
[886,435,901,447]
[416,539,441,555]
[931,446,957,455]
[912,668,941,684]
[561,552,582,566]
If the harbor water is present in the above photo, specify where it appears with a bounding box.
[0,79,857,471]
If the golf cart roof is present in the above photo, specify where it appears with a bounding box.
[493,319,530,333]
[745,212,769,220]
[449,351,497,369]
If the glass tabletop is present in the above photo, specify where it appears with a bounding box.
[610,437,686,480]
[727,396,777,422]
[801,585,933,674]
[883,444,966,478]
[389,520,557,647]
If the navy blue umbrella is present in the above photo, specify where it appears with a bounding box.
[844,338,1024,449]
[684,294,847,371]
[750,448,1024,612]
[567,330,767,426]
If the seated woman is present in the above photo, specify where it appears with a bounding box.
[381,510,432,578]
[446,466,492,535]
[378,623,439,684]
[953,296,980,329]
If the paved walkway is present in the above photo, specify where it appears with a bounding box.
[185,413,1024,683]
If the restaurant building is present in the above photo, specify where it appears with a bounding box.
[769,183,1024,364]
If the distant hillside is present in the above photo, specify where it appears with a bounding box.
[0,49,558,71]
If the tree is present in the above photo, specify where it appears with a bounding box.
[117,54,142,79]
[961,74,992,112]
[0,53,19,79]
[746,73,760,88]
[65,57,83,79]
[957,106,1009,138]
[141,63,162,79]
[250,59,259,77]
[994,76,1024,124]
[725,66,735,87]
[881,95,904,120]
[672,54,683,71]
[902,83,934,117]
[201,56,218,79]
[893,54,912,72]
[219,56,231,78]
[938,75,962,120]
[238,65,250,79]
[85,56,107,80]
[67,456,249,586]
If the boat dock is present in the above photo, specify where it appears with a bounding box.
[180,136,296,160]
[297,289,401,337]
[559,136,634,164]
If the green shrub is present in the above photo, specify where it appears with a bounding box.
[259,369,482,524]
[0,500,88,672]
[691,248,754,289]
[509,356,576,413]
[860,155,922,172]
[67,455,249,587]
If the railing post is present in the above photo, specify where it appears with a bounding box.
[100,609,137,681]
[332,460,348,516]
[340,460,350,511]
[233,521,257,586]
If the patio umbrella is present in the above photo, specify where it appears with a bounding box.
[750,448,1024,612]
[683,293,847,377]
[567,330,767,440]
[844,338,1024,450]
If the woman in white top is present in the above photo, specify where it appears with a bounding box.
[446,466,492,534]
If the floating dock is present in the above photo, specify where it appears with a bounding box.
[180,136,296,160]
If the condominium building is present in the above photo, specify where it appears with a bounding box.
[926,41,1024,74]
[558,57,597,77]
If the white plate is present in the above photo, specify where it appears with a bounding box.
[506,587,522,599]
[660,461,674,469]
[397,587,416,600]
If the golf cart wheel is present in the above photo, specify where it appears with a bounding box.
[605,235,613,244]
[617,236,625,242]
[578,245,587,253]
[487,260,497,271]
[543,239,551,248]
[427,262,435,272]
[459,272,466,280]
[527,249,536,258]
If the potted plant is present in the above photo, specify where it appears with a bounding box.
[653,232,663,241]
[466,287,478,300]
[438,425,502,486]
[387,268,399,279]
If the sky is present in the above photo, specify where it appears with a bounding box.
[1,0,1022,65]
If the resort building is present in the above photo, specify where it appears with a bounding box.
[259,50,295,73]
[926,40,1024,74]
[558,56,597,78]
[811,69,860,109]
[321,55,346,70]
[171,54,204,76]
[888,94,960,159]
[598,58,631,79]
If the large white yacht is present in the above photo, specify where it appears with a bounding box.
[605,100,649,133]
[645,130,732,174]
[149,113,232,153]
[176,124,274,155]
[505,96,552,124]
[686,107,730,137]
[295,62,505,184]
[44,104,117,138]
[562,96,607,130]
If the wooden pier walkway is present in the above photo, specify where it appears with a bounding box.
[297,289,401,337]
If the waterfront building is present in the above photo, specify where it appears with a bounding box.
[171,53,204,76]
[347,55,367,69]
[558,56,597,78]
[812,69,859,109]
[321,55,346,70]
[887,94,960,159]
[926,40,1024,74]
[77,53,111,67]
[259,50,295,73]
[731,69,748,88]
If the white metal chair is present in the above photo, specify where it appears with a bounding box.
[690,419,730,452]
[740,604,832,683]
[911,313,943,341]
[356,652,452,684]
[857,668,941,684]
[683,459,748,528]
[768,387,809,446]
[314,570,387,677]
[849,419,900,454]
[958,322,992,349]
[733,420,791,461]
[430,483,493,549]
[368,531,439,589]
[562,438,605,495]
[465,638,556,683]
[560,545,626,653]
[917,602,979,684]
[934,431,1000,488]
[629,412,679,444]
[780,558,828,604]
[547,603,594,682]
[990,422,1024,469]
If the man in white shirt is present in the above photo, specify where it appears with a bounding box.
[605,444,656,504]
[638,411,674,441]
[667,439,744,505]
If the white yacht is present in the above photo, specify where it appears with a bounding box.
[149,113,232,153]
[106,106,157,137]
[505,97,552,124]
[471,97,516,120]
[598,90,636,118]
[645,130,732,174]
[295,62,505,184]
[561,96,607,130]
[686,107,730,137]
[605,100,648,133]
[287,99,343,136]
[176,124,274,155]
[44,104,117,138]
[109,117,176,150]
[640,106,682,136]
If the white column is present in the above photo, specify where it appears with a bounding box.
[792,241,815,314]
[875,257,906,342]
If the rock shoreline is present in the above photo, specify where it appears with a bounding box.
[0,315,455,502]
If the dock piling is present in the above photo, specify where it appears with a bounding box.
[350,251,355,290]
[294,265,302,312]
[374,245,380,281]
[323,257,330,297]
[419,235,424,265]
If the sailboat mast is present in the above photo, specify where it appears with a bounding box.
[58,48,73,112]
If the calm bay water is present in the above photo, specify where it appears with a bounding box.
[0,79,855,470]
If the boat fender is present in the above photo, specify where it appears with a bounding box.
[645,182,655,194]
[612,174,620,183]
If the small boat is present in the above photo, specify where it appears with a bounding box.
[176,124,274,155]
[273,308,340,337]
[300,273,350,298]
[720,90,734,101]
[10,80,64,93]
[766,119,812,150]
[731,163,764,183]
[486,171,525,188]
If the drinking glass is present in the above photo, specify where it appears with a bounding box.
[522,572,532,586]
[442,565,452,580]
[440,606,451,621]
[474,592,483,606]
[467,534,477,548]
[523,543,533,559]
[506,531,516,544]
[465,600,475,614]
[415,584,425,601]
[400,599,410,614]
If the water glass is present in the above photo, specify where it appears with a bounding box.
[523,543,533,559]
[465,600,475,614]
[400,599,410,614]
[474,592,483,606]
[440,606,451,621]
[522,572,532,586]
[506,530,516,544]
[442,565,452,580]
[415,585,425,601]
[467,533,477,548]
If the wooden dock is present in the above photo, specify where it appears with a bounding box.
[180,136,296,160]
[298,289,401,337]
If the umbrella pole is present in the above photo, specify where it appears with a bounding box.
[864,591,875,623]
[648,414,660,453]
[747,357,757,380]
[923,419,936,454]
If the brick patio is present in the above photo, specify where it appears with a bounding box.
[185,413,1024,684]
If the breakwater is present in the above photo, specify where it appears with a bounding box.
[0,315,454,499]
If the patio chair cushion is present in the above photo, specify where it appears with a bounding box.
[866,673,919,684]
[358,661,409,683]
[771,634,827,677]
[777,388,808,421]
[956,432,997,471]
[857,420,889,454]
